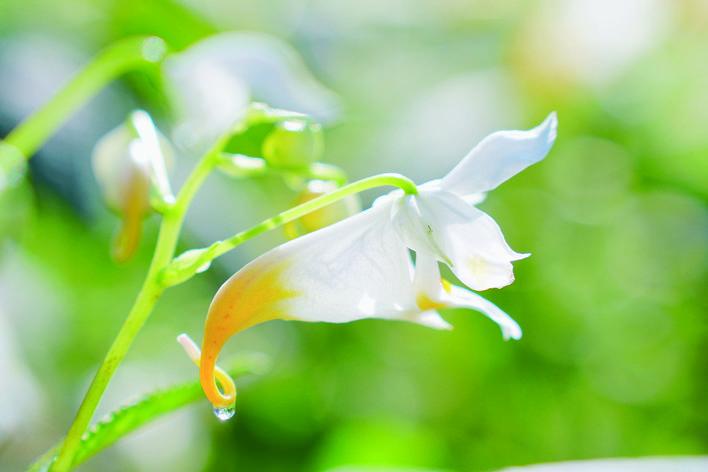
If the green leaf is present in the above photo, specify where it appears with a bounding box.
[29,353,269,472]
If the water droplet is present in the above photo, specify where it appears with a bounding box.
[0,142,27,191]
[213,404,236,421]
[141,36,167,63]
[196,260,212,273]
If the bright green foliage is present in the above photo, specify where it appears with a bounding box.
[28,353,268,472]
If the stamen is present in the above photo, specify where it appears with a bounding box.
[177,333,201,365]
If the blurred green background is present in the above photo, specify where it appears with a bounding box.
[1,0,707,471]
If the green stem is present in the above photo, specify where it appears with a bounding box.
[213,173,416,257]
[48,139,224,472]
[161,173,418,286]
[29,353,267,472]
[3,36,167,159]
[306,162,348,185]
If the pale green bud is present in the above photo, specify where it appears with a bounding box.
[261,120,324,169]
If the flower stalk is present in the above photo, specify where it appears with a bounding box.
[3,36,166,160]
[48,135,223,472]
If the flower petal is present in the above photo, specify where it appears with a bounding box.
[406,310,453,330]
[200,201,432,392]
[412,252,520,339]
[443,285,522,340]
[200,202,425,406]
[412,251,450,311]
[439,112,557,196]
[389,193,454,266]
[413,189,527,291]
[277,202,419,324]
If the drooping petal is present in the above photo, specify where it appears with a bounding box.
[438,112,557,197]
[442,285,522,340]
[199,201,424,407]
[412,252,520,339]
[401,189,527,291]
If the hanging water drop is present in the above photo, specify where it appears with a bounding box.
[196,260,212,273]
[213,404,236,421]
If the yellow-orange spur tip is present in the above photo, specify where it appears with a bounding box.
[177,333,236,409]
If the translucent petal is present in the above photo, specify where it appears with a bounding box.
[198,200,448,408]
[440,112,557,196]
[443,285,522,340]
[389,193,453,266]
[203,201,428,352]
[412,251,447,308]
[407,310,453,330]
[412,253,520,339]
[278,202,421,324]
[411,189,527,291]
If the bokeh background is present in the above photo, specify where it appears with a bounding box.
[1,0,707,471]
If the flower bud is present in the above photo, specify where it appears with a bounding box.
[92,115,174,262]
[261,120,324,169]
[284,180,361,239]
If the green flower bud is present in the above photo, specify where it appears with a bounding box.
[261,120,324,169]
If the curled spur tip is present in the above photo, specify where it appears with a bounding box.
[177,333,236,408]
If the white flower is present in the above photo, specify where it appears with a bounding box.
[92,111,174,262]
[164,32,342,150]
[195,113,557,408]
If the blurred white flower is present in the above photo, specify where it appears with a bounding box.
[164,32,342,150]
[519,0,672,88]
[92,111,174,262]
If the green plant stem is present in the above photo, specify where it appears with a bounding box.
[29,353,267,472]
[49,140,223,472]
[213,173,416,257]
[3,36,166,159]
[160,173,418,286]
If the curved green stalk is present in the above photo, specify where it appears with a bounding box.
[213,173,416,257]
[160,173,418,287]
[3,36,167,159]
